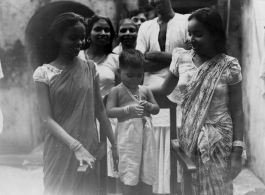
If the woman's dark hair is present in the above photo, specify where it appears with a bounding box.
[119,49,144,69]
[188,8,227,54]
[45,12,87,63]
[129,9,148,19]
[84,15,115,54]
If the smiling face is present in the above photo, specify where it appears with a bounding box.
[188,18,216,56]
[118,20,137,49]
[89,19,111,47]
[119,67,144,89]
[131,13,147,30]
[58,22,86,57]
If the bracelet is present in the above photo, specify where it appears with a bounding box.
[233,140,245,149]
[148,103,154,111]
[111,142,117,150]
[70,140,83,151]
[124,106,130,114]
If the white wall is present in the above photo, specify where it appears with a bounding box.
[242,0,265,183]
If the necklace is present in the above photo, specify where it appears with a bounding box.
[121,83,141,102]
[85,50,106,64]
[95,54,106,64]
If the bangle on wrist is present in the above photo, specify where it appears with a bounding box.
[111,142,117,150]
[70,140,82,151]
[148,103,154,111]
[232,140,245,149]
[124,106,130,114]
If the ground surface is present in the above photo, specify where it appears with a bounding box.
[0,165,264,195]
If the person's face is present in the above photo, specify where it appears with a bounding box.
[118,21,137,48]
[149,0,171,15]
[119,67,144,89]
[58,22,86,57]
[131,13,147,30]
[90,19,111,47]
[188,18,216,56]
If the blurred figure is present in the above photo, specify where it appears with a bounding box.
[129,10,147,31]
[0,60,3,134]
[113,19,138,55]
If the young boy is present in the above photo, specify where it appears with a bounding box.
[106,49,159,195]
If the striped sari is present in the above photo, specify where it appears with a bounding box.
[174,50,239,195]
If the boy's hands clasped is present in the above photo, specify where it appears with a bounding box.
[128,100,153,117]
[139,100,153,111]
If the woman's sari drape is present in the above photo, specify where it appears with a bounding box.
[43,61,102,195]
[179,54,235,195]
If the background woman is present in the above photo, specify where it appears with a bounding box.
[79,14,119,178]
[33,12,117,195]
[113,19,138,55]
[152,8,245,195]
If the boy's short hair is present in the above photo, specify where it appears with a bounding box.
[119,49,145,69]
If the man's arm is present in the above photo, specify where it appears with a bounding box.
[143,51,172,72]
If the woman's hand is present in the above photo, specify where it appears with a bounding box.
[230,147,243,180]
[129,104,144,116]
[75,146,96,168]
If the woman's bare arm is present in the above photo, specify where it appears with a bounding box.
[150,71,179,96]
[228,81,244,180]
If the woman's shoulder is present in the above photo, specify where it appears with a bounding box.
[33,64,60,84]
[104,53,119,69]
[221,55,242,85]
[172,48,192,56]
[107,53,119,61]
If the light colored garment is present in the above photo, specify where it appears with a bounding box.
[117,117,156,186]
[112,43,123,55]
[136,13,189,104]
[170,48,242,195]
[260,28,265,98]
[0,60,3,134]
[0,60,3,79]
[33,61,102,195]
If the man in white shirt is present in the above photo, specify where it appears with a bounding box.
[136,0,190,194]
[136,0,190,103]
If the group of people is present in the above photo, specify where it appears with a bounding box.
[33,0,245,195]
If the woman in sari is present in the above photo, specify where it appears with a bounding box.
[33,13,117,195]
[152,8,244,195]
